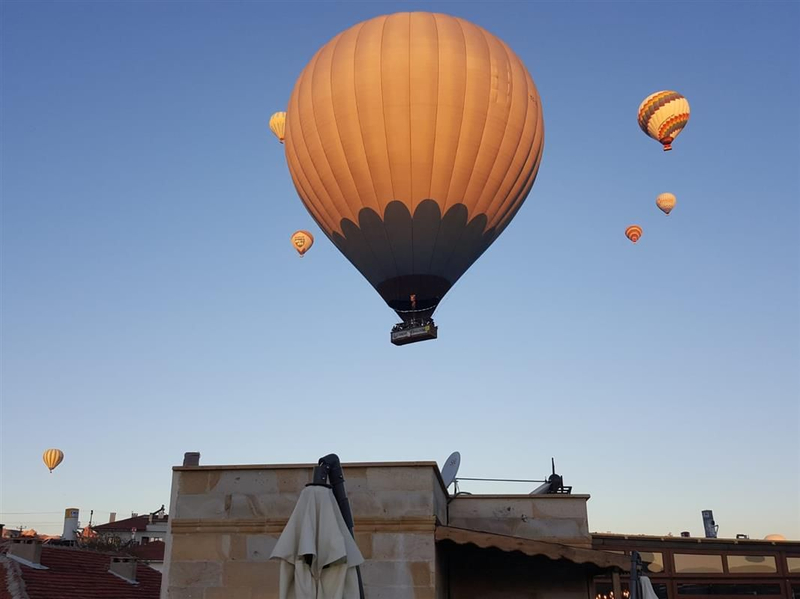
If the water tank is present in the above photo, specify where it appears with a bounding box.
[62,508,79,541]
[764,534,786,541]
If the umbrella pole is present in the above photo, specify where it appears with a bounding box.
[316,454,366,599]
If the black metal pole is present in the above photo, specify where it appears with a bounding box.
[630,550,641,599]
[317,454,365,599]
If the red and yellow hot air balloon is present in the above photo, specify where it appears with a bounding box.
[43,448,64,473]
[638,91,690,151]
[625,225,643,244]
[291,230,314,257]
[656,192,676,215]
[283,12,544,327]
[269,112,286,144]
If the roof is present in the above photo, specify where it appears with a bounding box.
[0,558,8,599]
[592,532,800,549]
[436,526,630,571]
[0,543,161,599]
[93,515,167,533]
[126,542,165,562]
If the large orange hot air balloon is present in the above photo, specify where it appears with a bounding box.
[625,225,643,244]
[291,230,314,257]
[43,448,64,473]
[656,193,676,215]
[283,12,544,328]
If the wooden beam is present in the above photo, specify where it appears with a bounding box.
[612,571,622,599]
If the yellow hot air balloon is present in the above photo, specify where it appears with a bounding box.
[269,111,286,144]
[656,192,676,215]
[283,12,544,327]
[626,225,643,244]
[43,448,64,473]
[638,91,690,151]
[291,230,314,257]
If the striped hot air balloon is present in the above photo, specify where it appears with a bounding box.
[656,192,676,215]
[626,225,643,243]
[638,91,690,151]
[43,448,64,473]
[291,230,314,257]
[269,112,286,144]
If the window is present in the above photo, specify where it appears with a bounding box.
[640,551,665,573]
[673,554,724,574]
[788,557,800,573]
[595,581,668,599]
[726,555,777,573]
[677,583,781,595]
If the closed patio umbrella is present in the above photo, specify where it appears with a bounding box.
[270,456,365,599]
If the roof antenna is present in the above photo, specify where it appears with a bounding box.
[530,457,572,495]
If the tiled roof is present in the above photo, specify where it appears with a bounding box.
[0,557,9,599]
[126,541,165,562]
[93,515,167,533]
[0,543,161,599]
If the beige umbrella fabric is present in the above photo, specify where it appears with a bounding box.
[270,485,364,599]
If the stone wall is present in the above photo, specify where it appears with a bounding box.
[160,462,448,599]
[447,494,592,547]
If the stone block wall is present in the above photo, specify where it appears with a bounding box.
[447,494,592,547]
[161,462,448,599]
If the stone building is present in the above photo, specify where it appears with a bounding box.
[160,460,628,598]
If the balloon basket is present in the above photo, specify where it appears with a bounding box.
[390,320,438,346]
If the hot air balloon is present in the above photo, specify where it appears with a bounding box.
[291,230,314,257]
[269,112,286,144]
[638,91,690,151]
[626,225,643,244]
[43,448,64,473]
[656,193,676,215]
[283,12,544,344]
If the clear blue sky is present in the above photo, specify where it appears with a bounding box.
[2,1,798,539]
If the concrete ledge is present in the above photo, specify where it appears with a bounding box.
[170,516,438,535]
[172,461,449,494]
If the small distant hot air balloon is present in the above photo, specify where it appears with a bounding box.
[269,112,286,144]
[291,230,314,257]
[638,91,690,151]
[43,448,64,473]
[656,192,677,215]
[626,225,643,244]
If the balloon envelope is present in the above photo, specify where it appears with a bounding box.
[656,192,676,215]
[269,112,286,143]
[284,12,544,322]
[626,225,643,243]
[638,91,690,151]
[291,230,314,256]
[43,448,64,472]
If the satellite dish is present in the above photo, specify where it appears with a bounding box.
[441,452,461,489]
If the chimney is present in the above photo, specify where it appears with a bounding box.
[109,556,138,583]
[109,512,116,523]
[8,538,45,568]
[183,452,200,467]
[62,508,79,541]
